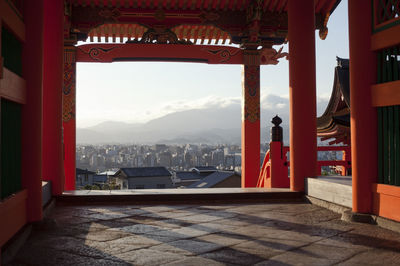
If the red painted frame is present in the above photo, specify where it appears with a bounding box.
[76,43,244,64]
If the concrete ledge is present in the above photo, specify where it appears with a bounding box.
[342,210,400,234]
[376,215,400,233]
[305,177,352,208]
[307,195,400,234]
[42,181,52,207]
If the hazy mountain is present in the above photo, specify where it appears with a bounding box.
[77,94,327,145]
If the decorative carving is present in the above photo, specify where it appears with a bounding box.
[243,65,260,123]
[260,46,288,65]
[203,48,241,63]
[77,46,119,61]
[64,1,72,39]
[126,28,192,44]
[243,49,260,65]
[243,0,263,44]
[63,48,76,122]
[199,12,220,22]
[63,96,75,122]
[99,8,121,21]
[246,0,263,24]
[154,9,166,21]
[63,63,74,95]
[70,6,289,47]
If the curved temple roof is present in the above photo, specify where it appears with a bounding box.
[317,57,350,145]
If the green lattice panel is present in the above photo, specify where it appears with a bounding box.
[377,0,400,24]
[1,26,23,76]
[377,46,400,186]
[1,99,22,199]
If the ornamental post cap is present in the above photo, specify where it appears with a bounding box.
[271,115,282,127]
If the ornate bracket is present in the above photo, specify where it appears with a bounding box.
[260,46,288,65]
[126,28,192,44]
[244,0,263,44]
[203,48,241,63]
[318,13,330,40]
[77,46,119,61]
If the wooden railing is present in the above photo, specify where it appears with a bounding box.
[257,144,351,188]
[373,0,400,33]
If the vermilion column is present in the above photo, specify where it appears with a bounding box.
[348,0,377,213]
[63,45,76,190]
[288,0,317,191]
[241,50,261,187]
[22,0,44,222]
[43,0,64,195]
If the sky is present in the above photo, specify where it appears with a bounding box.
[76,0,349,128]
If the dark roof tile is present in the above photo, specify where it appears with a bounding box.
[119,167,171,177]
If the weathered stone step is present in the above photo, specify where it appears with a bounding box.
[56,188,303,205]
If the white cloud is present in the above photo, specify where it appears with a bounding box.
[261,94,289,110]
[77,92,331,128]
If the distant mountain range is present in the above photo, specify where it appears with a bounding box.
[77,95,327,145]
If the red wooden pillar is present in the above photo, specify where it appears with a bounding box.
[348,0,377,213]
[63,45,76,190]
[241,50,261,187]
[288,0,317,191]
[43,0,64,195]
[22,0,44,222]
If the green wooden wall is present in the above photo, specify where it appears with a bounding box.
[1,26,23,76]
[377,47,400,186]
[1,99,22,199]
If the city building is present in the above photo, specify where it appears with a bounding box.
[114,167,173,189]
[188,171,241,188]
[174,171,202,187]
[75,168,95,188]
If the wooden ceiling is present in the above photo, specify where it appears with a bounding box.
[66,0,341,45]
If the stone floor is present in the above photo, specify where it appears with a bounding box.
[7,202,400,265]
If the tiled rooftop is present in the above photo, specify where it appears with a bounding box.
[7,201,400,265]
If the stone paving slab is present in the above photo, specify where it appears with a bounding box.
[6,202,400,265]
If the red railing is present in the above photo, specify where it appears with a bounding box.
[257,150,270,187]
[257,143,351,188]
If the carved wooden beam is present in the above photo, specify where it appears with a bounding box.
[70,5,329,46]
[70,6,291,45]
[75,43,244,64]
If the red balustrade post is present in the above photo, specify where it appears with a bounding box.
[268,116,289,188]
[342,147,352,176]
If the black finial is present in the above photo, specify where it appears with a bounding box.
[271,115,282,127]
[271,115,283,142]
